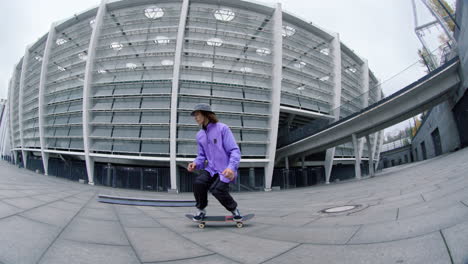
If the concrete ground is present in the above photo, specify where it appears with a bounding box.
[1,148,468,264]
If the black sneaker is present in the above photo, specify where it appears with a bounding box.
[231,209,243,221]
[192,210,206,221]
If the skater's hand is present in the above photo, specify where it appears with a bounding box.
[222,168,235,180]
[187,162,196,172]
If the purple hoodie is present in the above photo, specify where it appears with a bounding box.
[193,122,241,183]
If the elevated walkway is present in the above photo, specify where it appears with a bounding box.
[276,57,460,161]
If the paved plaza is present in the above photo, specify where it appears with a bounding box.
[1,147,468,263]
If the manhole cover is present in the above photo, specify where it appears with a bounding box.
[321,205,361,214]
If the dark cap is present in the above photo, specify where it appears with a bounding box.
[190,103,215,116]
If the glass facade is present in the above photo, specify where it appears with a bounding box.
[6,0,382,191]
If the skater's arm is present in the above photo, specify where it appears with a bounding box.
[222,125,241,174]
[193,139,207,170]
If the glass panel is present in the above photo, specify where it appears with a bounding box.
[113,127,140,138]
[141,112,170,123]
[177,142,197,155]
[141,127,169,139]
[70,139,84,149]
[178,127,199,139]
[113,141,140,153]
[68,127,83,136]
[141,141,169,154]
[92,140,113,151]
[241,144,266,156]
[141,97,170,108]
[212,100,242,113]
[243,116,269,128]
[113,113,140,124]
[242,130,268,142]
[92,127,112,137]
[243,102,269,114]
[113,98,141,109]
[92,112,112,123]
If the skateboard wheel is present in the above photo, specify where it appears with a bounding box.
[236,222,243,228]
[198,223,205,229]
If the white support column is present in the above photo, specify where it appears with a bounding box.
[39,24,57,176]
[374,130,385,171]
[365,135,375,177]
[352,133,361,179]
[19,48,30,168]
[0,107,7,157]
[358,59,369,159]
[264,3,283,191]
[284,156,289,170]
[324,33,342,184]
[372,83,384,170]
[8,79,16,164]
[82,0,107,185]
[169,0,189,193]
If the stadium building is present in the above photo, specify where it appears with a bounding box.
[1,0,383,192]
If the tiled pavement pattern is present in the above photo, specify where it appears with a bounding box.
[1,147,468,263]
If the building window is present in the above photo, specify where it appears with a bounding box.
[240,67,252,73]
[206,38,223,47]
[126,63,137,70]
[202,61,214,68]
[144,6,164,19]
[282,25,296,37]
[110,42,123,51]
[256,48,271,56]
[56,38,67,45]
[89,19,96,29]
[154,36,170,45]
[161,60,174,66]
[320,48,330,55]
[78,52,87,61]
[294,61,306,69]
[214,8,235,21]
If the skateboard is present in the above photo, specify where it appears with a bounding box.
[185,213,255,229]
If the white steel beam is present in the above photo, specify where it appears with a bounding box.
[264,3,283,191]
[9,71,17,164]
[19,48,30,168]
[324,33,342,184]
[38,24,57,175]
[352,133,361,179]
[169,0,190,193]
[82,0,107,185]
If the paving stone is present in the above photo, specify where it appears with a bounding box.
[78,207,118,221]
[154,254,238,264]
[0,200,22,218]
[2,196,46,209]
[349,203,468,244]
[264,232,451,264]
[441,218,468,264]
[125,227,211,262]
[20,205,78,227]
[118,212,161,228]
[48,200,83,211]
[254,225,360,244]
[183,230,298,264]
[38,238,140,264]
[61,217,129,245]
[0,216,60,264]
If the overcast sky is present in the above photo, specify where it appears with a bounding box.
[0,0,453,131]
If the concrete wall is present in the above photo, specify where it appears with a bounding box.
[378,145,412,169]
[411,101,460,161]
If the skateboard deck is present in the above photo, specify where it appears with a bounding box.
[185,213,255,228]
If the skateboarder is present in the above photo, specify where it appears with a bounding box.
[187,103,242,221]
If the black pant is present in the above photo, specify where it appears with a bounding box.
[193,170,237,212]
